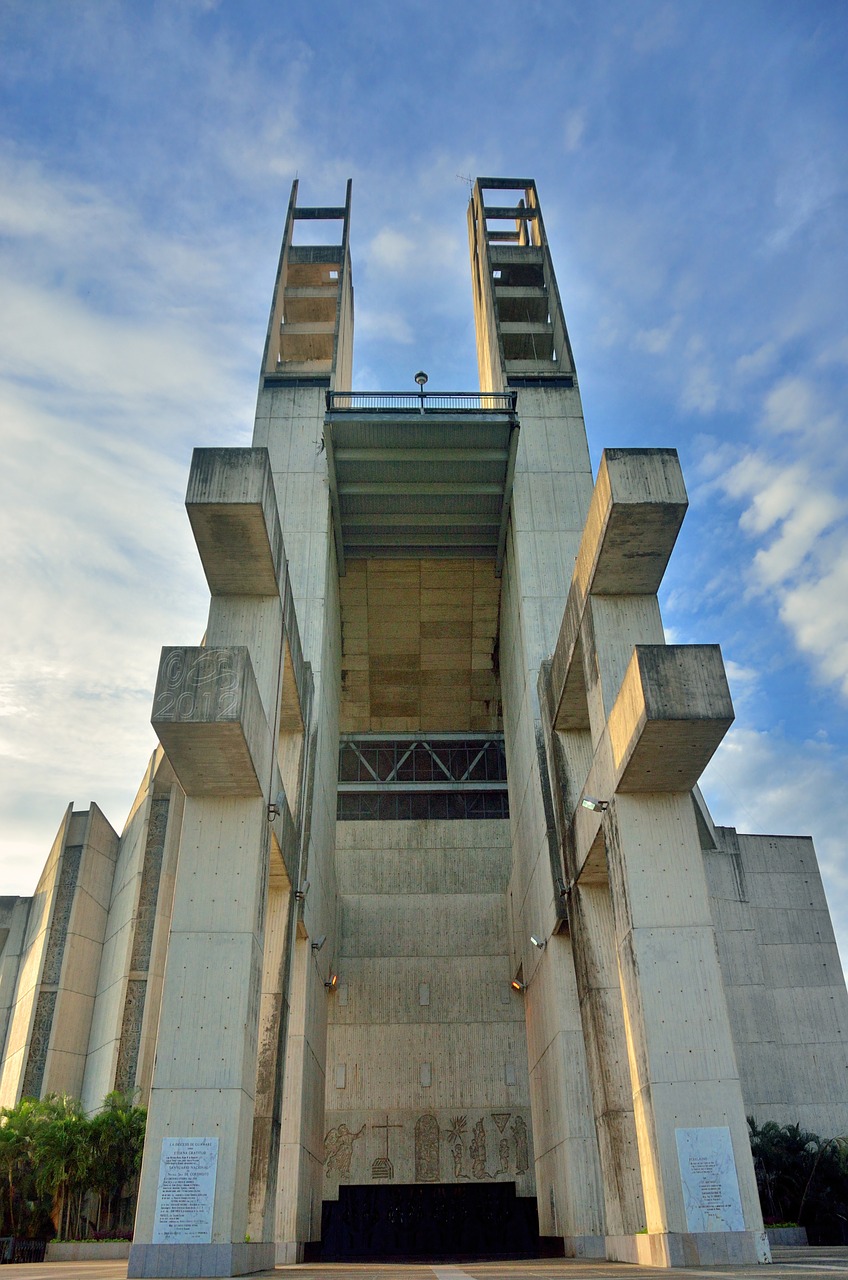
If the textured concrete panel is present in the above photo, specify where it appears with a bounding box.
[186,447,285,597]
[608,645,734,793]
[152,646,270,797]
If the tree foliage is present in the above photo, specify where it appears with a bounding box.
[0,1091,145,1240]
[749,1117,848,1244]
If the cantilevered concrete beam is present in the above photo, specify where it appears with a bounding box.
[186,448,285,598]
[151,645,271,798]
[551,449,688,732]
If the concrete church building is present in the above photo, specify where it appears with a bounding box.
[0,178,846,1276]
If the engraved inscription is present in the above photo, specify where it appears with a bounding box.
[153,649,241,722]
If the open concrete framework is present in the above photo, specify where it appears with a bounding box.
[1,179,847,1277]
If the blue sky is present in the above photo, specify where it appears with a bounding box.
[1,2,847,962]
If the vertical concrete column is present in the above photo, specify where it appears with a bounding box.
[246,866,292,1242]
[130,796,273,1277]
[605,792,766,1264]
[547,449,770,1266]
[570,883,644,1235]
[130,448,298,1278]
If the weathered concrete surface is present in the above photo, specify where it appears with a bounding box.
[151,645,271,798]
[186,447,287,598]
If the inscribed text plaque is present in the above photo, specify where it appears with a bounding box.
[675,1126,744,1233]
[152,1137,218,1244]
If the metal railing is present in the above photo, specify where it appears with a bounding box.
[326,391,517,413]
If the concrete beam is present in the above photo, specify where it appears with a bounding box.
[152,646,271,798]
[186,448,285,597]
[608,645,734,792]
[550,450,687,731]
[575,448,688,602]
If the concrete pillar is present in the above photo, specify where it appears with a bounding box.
[130,448,304,1277]
[546,449,770,1266]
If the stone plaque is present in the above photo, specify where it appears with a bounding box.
[675,1126,744,1233]
[152,1137,218,1244]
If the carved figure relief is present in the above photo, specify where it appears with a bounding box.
[371,1117,402,1180]
[445,1115,468,1179]
[499,1137,510,1175]
[415,1114,440,1182]
[470,1117,493,1180]
[491,1111,511,1133]
[511,1114,529,1175]
[324,1123,364,1179]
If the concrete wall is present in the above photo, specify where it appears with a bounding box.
[707,826,848,1138]
[254,380,342,1255]
[497,382,605,1249]
[81,750,183,1111]
[326,818,534,1197]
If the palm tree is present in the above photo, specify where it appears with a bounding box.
[31,1095,88,1240]
[89,1091,146,1235]
[0,1098,40,1235]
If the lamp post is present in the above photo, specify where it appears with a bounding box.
[415,370,428,413]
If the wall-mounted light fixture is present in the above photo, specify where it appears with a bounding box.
[311,935,326,952]
[530,935,547,950]
[511,979,527,992]
[294,880,310,902]
[581,796,609,812]
[324,973,338,992]
[267,790,285,821]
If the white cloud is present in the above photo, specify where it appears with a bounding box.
[0,148,258,894]
[563,108,586,153]
[734,341,778,381]
[368,227,417,273]
[356,308,414,345]
[718,449,848,692]
[633,315,680,355]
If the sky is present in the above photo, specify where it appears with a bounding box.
[1,1,847,963]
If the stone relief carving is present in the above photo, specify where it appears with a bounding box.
[115,978,147,1094]
[324,1123,365,1180]
[445,1115,469,1180]
[371,1117,402,1180]
[21,989,57,1098]
[470,1117,493,1180]
[321,1108,535,1191]
[41,844,82,986]
[414,1113,440,1182]
[511,1114,529,1175]
[129,796,169,974]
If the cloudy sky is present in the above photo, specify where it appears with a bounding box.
[1,2,847,963]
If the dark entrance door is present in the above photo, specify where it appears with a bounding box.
[321,1182,539,1260]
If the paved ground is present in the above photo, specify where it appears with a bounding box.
[1,1247,846,1280]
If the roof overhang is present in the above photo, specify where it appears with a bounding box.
[324,393,519,576]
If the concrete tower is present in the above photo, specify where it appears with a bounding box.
[1,179,846,1278]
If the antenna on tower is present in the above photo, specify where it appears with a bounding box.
[456,174,473,190]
